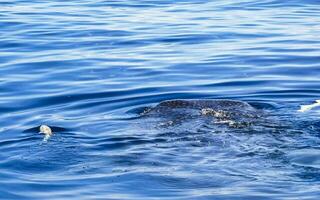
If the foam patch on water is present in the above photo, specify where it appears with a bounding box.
[298,100,320,112]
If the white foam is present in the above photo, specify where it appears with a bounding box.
[43,134,51,142]
[298,100,320,112]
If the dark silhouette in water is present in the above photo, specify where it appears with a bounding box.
[141,99,264,128]
[147,99,254,111]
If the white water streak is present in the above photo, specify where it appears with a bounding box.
[298,100,320,112]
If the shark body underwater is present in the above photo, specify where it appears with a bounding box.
[34,99,320,141]
[139,99,267,128]
[30,99,268,141]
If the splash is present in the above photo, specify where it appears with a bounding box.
[298,100,320,112]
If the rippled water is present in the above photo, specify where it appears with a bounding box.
[1,0,320,199]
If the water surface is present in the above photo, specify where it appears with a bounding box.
[1,0,320,199]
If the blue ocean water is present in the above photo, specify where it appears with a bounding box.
[1,0,320,199]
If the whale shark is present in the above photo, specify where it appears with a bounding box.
[140,99,265,128]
